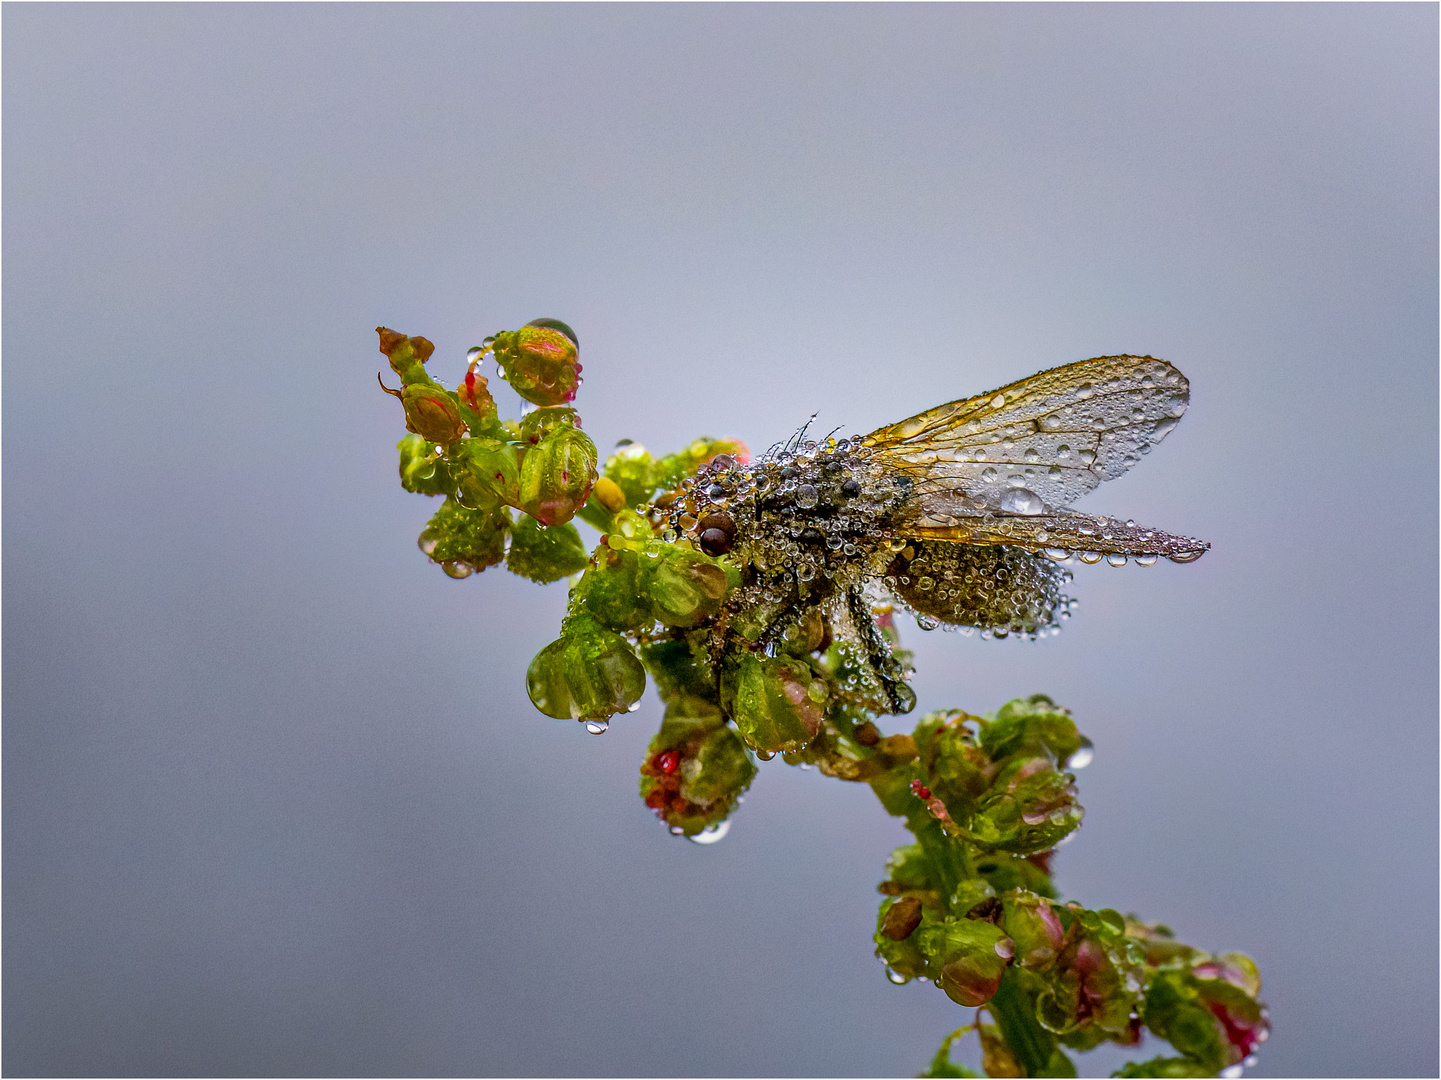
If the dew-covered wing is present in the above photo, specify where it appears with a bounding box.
[896,511,1209,562]
[861,355,1189,515]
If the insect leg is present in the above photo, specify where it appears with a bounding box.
[846,586,916,715]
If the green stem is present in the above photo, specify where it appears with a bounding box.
[989,970,1073,1078]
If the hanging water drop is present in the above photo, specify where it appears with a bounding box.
[687,821,730,845]
[584,719,610,735]
[1067,738,1094,769]
[1106,553,1127,567]
[465,345,485,364]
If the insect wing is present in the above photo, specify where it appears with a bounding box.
[861,355,1190,515]
[898,511,1208,563]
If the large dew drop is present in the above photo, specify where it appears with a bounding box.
[1000,488,1045,515]
[584,719,610,735]
[687,821,730,845]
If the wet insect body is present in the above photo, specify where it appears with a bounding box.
[664,355,1208,714]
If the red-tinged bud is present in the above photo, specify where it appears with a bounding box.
[400,384,468,445]
[376,327,436,380]
[493,324,582,407]
[518,424,598,526]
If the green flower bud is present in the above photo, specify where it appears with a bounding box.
[518,423,597,526]
[397,434,457,497]
[971,757,1083,853]
[639,712,756,836]
[980,695,1086,767]
[398,383,468,446]
[571,548,654,634]
[506,516,589,584]
[1142,958,1269,1074]
[452,438,520,510]
[645,547,730,628]
[912,915,1012,1007]
[526,615,646,721]
[1034,931,1140,1041]
[914,711,994,824]
[602,442,659,508]
[493,324,581,407]
[517,406,582,446]
[724,653,824,754]
[1002,892,1068,970]
[417,499,510,578]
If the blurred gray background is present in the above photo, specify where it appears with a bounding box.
[5,5,1435,1077]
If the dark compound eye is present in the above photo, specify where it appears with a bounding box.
[840,478,861,497]
[697,512,735,556]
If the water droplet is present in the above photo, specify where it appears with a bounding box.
[916,614,940,631]
[886,967,908,984]
[1105,553,1127,567]
[1243,1056,1259,1068]
[1023,448,1040,463]
[994,937,1016,959]
[794,484,819,509]
[1219,1067,1243,1079]
[1168,549,1204,563]
[990,393,1007,409]
[627,700,642,713]
[687,820,730,844]
[1044,548,1072,562]
[465,345,485,363]
[1134,554,1158,567]
[981,466,999,482]
[756,750,775,761]
[584,719,609,735]
[1067,739,1094,769]
[1000,488,1045,515]
[1077,383,1094,400]
[418,533,439,556]
[1077,551,1103,564]
[441,561,474,578]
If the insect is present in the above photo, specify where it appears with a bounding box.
[662,354,1208,714]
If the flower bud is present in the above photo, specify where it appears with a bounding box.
[724,653,825,754]
[452,438,521,510]
[377,326,436,382]
[911,916,1012,1007]
[972,756,1083,853]
[645,548,730,628]
[518,423,598,526]
[398,384,467,446]
[397,434,457,497]
[506,516,589,584]
[518,406,582,446]
[572,548,654,634]
[980,694,1085,766]
[639,713,756,836]
[493,324,581,407]
[526,615,646,721]
[602,443,659,508]
[417,499,509,576]
[1002,893,1067,969]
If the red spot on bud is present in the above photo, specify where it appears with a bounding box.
[658,750,680,774]
[909,780,931,800]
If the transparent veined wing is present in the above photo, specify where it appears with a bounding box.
[861,355,1190,516]
[896,510,1209,563]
